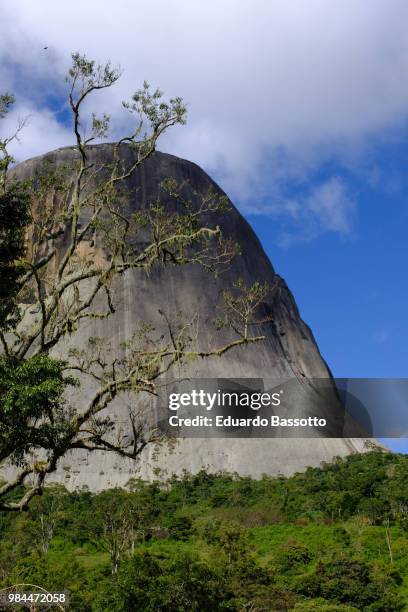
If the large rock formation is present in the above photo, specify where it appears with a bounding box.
[7,144,371,490]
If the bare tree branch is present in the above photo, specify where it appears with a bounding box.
[0,53,269,511]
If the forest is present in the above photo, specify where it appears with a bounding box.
[0,449,407,611]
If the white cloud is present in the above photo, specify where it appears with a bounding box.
[248,177,356,245]
[1,0,408,239]
[3,106,73,164]
[307,178,355,235]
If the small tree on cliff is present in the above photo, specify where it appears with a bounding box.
[0,53,270,511]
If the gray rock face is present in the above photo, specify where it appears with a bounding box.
[7,144,372,489]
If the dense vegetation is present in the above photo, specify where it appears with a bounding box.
[0,185,30,331]
[0,450,407,611]
[0,178,76,505]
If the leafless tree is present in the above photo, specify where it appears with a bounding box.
[0,53,270,511]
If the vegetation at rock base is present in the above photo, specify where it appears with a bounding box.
[0,450,407,610]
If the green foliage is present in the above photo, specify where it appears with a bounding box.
[297,558,403,610]
[215,520,248,564]
[94,550,225,612]
[0,93,15,119]
[275,540,313,572]
[0,186,30,330]
[0,355,76,464]
[0,452,407,610]
[11,549,103,612]
[293,599,359,611]
[167,513,193,541]
[68,52,121,92]
[124,79,187,130]
[0,177,75,490]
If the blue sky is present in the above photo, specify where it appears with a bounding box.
[1,1,407,451]
[248,132,408,379]
[246,135,408,452]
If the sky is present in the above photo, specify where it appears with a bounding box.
[1,1,407,450]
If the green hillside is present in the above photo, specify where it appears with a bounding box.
[1,450,407,611]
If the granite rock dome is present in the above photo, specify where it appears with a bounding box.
[6,144,371,489]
